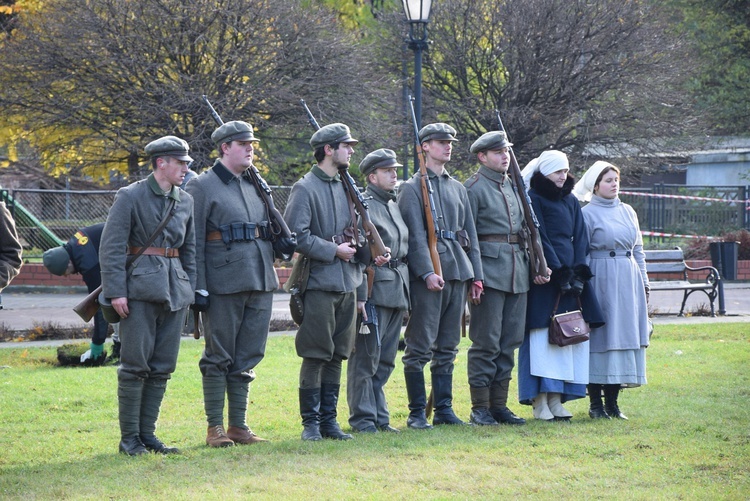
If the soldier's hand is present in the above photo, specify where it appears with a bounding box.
[425,273,444,292]
[112,297,129,319]
[357,300,368,322]
[469,280,484,305]
[335,242,357,262]
[373,248,391,267]
[192,290,210,312]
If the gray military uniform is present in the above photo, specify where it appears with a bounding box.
[100,173,196,381]
[187,160,278,384]
[465,165,530,387]
[347,183,409,431]
[284,165,364,363]
[397,167,482,374]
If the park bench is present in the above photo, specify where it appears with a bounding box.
[644,247,721,317]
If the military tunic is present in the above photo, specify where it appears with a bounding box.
[397,168,482,374]
[464,166,532,386]
[100,174,196,382]
[347,184,410,431]
[283,165,364,362]
[186,160,278,382]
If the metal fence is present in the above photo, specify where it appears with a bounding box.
[3,184,748,259]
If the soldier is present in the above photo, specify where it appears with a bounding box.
[185,121,278,448]
[346,149,409,434]
[99,135,196,455]
[464,131,548,425]
[397,123,483,429]
[43,223,121,364]
[0,200,23,292]
[284,123,366,441]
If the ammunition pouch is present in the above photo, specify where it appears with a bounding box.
[216,221,271,246]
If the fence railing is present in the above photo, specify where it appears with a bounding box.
[3,184,747,259]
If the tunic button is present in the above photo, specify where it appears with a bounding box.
[609,251,616,257]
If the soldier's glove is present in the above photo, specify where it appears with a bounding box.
[192,290,210,312]
[273,234,298,261]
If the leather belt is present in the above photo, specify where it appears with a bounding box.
[590,249,632,258]
[206,228,263,241]
[386,257,408,269]
[478,234,521,244]
[128,246,180,258]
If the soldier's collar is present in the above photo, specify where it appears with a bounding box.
[312,164,341,182]
[211,159,241,185]
[478,165,509,184]
[146,173,181,201]
[366,183,396,202]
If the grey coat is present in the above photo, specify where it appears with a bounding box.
[364,184,409,310]
[185,160,279,294]
[465,166,532,294]
[0,201,22,291]
[100,174,196,311]
[397,168,482,282]
[283,165,364,293]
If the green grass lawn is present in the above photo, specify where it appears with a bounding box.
[1,323,748,500]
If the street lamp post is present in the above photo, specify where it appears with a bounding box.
[402,0,432,176]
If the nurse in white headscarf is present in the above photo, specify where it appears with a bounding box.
[517,150,605,421]
[575,161,650,420]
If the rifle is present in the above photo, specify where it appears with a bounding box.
[494,110,548,280]
[73,284,102,323]
[202,95,297,261]
[407,95,442,277]
[299,99,389,260]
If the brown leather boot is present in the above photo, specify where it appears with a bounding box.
[227,426,268,445]
[206,425,235,448]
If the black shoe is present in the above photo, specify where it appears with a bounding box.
[320,424,353,440]
[588,406,611,419]
[301,425,322,441]
[140,434,180,454]
[606,406,628,420]
[379,424,400,433]
[433,409,467,426]
[491,407,526,425]
[406,412,433,430]
[356,425,378,433]
[469,408,499,426]
[119,436,148,456]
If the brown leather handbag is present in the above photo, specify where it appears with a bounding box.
[549,293,590,347]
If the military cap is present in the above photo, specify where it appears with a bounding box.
[43,246,71,276]
[360,148,403,176]
[418,123,458,144]
[309,123,358,150]
[470,131,513,154]
[211,120,258,146]
[144,135,193,162]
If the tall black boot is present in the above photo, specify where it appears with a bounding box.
[404,370,432,430]
[489,380,526,425]
[588,384,610,419]
[118,378,147,456]
[604,384,628,420]
[140,379,180,454]
[299,388,322,441]
[469,386,498,426]
[319,384,352,440]
[432,373,466,425]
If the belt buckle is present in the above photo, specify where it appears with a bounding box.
[164,246,171,257]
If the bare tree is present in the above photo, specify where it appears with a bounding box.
[411,0,696,176]
[0,0,399,182]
